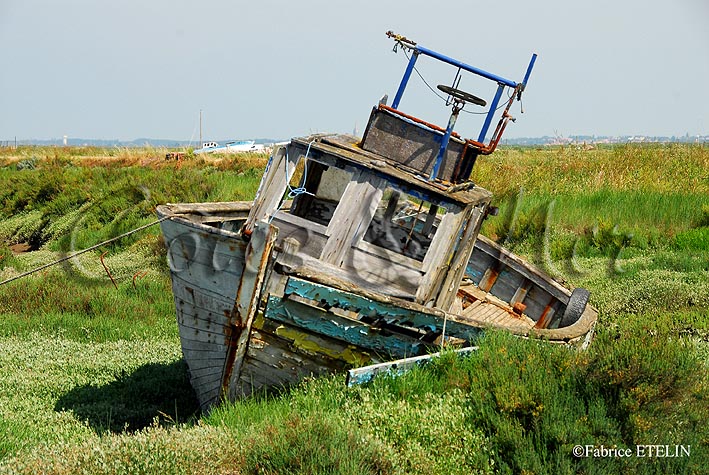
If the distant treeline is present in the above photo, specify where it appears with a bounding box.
[3,135,707,148]
[0,138,282,148]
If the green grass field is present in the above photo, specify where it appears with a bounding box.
[0,144,707,474]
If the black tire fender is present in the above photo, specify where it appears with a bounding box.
[559,288,590,328]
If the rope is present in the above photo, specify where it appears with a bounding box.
[0,216,169,287]
[268,140,317,224]
[285,140,316,199]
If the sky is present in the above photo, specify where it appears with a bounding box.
[1,0,707,143]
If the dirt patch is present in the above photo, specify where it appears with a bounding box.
[9,243,34,254]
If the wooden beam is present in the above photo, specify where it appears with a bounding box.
[320,172,385,267]
[436,205,486,311]
[346,346,478,386]
[244,146,299,234]
[224,220,279,401]
[421,204,438,237]
[282,276,482,343]
[511,278,531,305]
[415,206,470,306]
[472,235,571,304]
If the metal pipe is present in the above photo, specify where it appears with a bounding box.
[430,105,460,180]
[478,83,505,143]
[392,51,419,109]
[415,45,518,88]
[522,53,538,87]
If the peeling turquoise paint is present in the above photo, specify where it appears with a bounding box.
[282,277,481,342]
[265,295,424,360]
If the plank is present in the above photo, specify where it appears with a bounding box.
[489,310,512,324]
[254,314,372,367]
[236,323,347,398]
[346,346,478,386]
[473,305,500,321]
[415,212,465,304]
[176,317,230,343]
[488,269,526,304]
[291,254,416,300]
[168,257,243,306]
[180,336,229,353]
[354,240,423,272]
[472,235,571,303]
[171,273,237,308]
[183,355,227,372]
[189,371,223,390]
[461,300,483,317]
[244,145,299,234]
[186,365,223,380]
[283,276,482,344]
[511,278,532,305]
[196,387,221,411]
[520,285,559,321]
[158,201,253,216]
[225,220,279,401]
[346,245,422,297]
[436,204,486,311]
[320,171,385,267]
[237,359,291,397]
[264,296,425,360]
[478,268,500,293]
[161,213,248,250]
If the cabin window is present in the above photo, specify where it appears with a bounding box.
[363,187,445,262]
[287,159,353,227]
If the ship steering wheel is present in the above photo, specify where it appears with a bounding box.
[437,84,487,107]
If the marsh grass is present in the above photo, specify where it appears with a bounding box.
[0,144,708,474]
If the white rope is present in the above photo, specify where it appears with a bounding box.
[284,140,316,199]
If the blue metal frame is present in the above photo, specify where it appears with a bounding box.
[389,38,537,180]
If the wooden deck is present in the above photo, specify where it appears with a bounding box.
[457,283,536,332]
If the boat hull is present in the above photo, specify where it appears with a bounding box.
[158,200,596,410]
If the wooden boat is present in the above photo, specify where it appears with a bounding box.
[157,32,597,410]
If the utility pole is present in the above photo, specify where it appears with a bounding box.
[199,110,202,148]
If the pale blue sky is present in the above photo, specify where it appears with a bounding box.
[1,0,707,142]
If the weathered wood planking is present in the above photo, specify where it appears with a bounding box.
[224,221,279,401]
[472,235,570,303]
[416,207,472,306]
[159,201,253,216]
[346,346,479,387]
[281,277,482,344]
[234,319,353,398]
[436,204,486,311]
[159,210,249,410]
[464,236,573,321]
[289,254,417,301]
[265,296,427,360]
[344,246,422,298]
[321,171,385,267]
[244,146,299,234]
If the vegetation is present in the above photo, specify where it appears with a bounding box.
[0,144,707,474]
